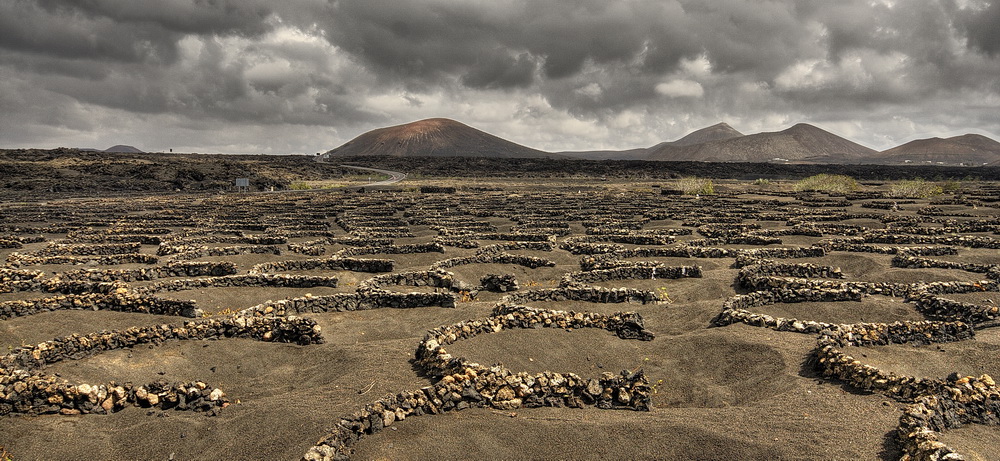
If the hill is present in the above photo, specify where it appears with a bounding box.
[324,118,553,159]
[104,145,144,153]
[647,123,876,163]
[667,122,745,147]
[560,122,744,160]
[79,145,145,153]
[876,134,1000,166]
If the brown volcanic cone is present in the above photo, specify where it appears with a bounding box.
[647,123,876,163]
[668,122,745,147]
[324,118,553,158]
[877,134,1000,165]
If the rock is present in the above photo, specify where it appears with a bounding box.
[585,379,602,397]
[208,388,225,401]
[461,386,483,402]
[77,384,93,397]
[495,386,516,401]
[494,398,522,411]
[616,388,632,405]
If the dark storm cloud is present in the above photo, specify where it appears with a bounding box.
[0,0,998,153]
[0,0,277,65]
[460,51,538,89]
[0,0,181,63]
[680,0,817,76]
[317,1,699,84]
[35,0,274,36]
[958,0,1000,56]
[307,0,1000,125]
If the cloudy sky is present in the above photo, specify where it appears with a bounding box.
[1,0,999,154]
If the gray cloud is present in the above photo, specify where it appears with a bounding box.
[958,1,1000,56]
[35,0,274,36]
[460,51,538,89]
[0,0,997,154]
[0,1,180,63]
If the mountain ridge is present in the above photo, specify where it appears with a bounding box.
[646,123,877,163]
[876,134,1000,166]
[327,117,998,165]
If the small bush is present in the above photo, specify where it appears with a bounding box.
[289,181,312,190]
[677,177,715,195]
[941,180,963,193]
[890,179,943,198]
[794,174,859,193]
[752,178,771,186]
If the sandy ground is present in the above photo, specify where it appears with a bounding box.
[2,185,999,460]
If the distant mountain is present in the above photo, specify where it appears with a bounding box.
[79,145,144,153]
[560,122,743,160]
[103,145,143,153]
[322,117,995,165]
[667,122,745,147]
[324,118,554,158]
[646,123,876,163]
[875,134,1000,166]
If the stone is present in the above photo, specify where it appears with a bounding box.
[585,379,602,397]
[494,398,522,411]
[461,386,483,402]
[495,386,516,401]
[616,388,632,405]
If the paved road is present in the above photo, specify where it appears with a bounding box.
[336,164,407,186]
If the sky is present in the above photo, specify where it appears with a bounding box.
[1,0,999,154]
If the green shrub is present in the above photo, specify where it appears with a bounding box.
[941,180,963,193]
[890,178,943,198]
[793,174,860,193]
[752,178,771,187]
[289,181,312,190]
[677,177,715,195]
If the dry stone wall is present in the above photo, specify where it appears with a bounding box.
[7,182,1000,460]
[0,315,321,416]
[249,256,395,274]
